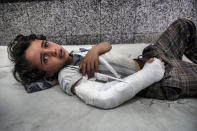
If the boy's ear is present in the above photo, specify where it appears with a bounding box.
[45,72,54,78]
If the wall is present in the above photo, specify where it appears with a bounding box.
[0,0,196,45]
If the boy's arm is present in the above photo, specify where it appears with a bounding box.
[75,58,165,109]
[79,42,112,78]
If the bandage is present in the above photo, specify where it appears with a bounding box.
[75,58,165,109]
[99,56,121,78]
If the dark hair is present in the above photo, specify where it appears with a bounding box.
[7,34,47,83]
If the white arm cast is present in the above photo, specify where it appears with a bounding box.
[75,58,165,109]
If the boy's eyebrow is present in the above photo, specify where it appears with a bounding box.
[41,40,44,47]
[40,40,44,65]
[40,53,43,65]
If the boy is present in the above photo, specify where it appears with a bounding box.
[8,18,196,109]
[8,33,165,109]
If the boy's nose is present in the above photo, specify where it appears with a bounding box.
[45,49,57,57]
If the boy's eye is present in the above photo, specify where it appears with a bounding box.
[44,42,49,48]
[43,55,48,63]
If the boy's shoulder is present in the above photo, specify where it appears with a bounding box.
[59,65,80,75]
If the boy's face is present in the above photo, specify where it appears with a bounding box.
[25,40,71,77]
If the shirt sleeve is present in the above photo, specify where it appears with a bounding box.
[58,66,82,95]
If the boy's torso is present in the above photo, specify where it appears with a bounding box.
[69,48,137,78]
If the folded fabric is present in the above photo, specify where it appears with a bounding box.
[23,76,58,93]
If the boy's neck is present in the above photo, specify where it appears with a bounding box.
[67,55,73,65]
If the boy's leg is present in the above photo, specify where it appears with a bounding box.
[184,34,197,63]
[139,19,197,100]
[139,59,197,100]
[142,18,196,62]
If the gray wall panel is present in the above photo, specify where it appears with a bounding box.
[0,0,196,45]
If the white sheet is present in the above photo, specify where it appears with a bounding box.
[0,44,196,131]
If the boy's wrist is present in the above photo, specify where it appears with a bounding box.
[91,45,100,55]
[91,42,111,55]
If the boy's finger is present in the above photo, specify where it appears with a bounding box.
[87,62,90,76]
[79,60,83,70]
[88,70,94,78]
[82,64,86,76]
[95,60,98,72]
[88,71,94,79]
[90,62,94,74]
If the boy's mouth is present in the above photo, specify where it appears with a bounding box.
[60,49,64,58]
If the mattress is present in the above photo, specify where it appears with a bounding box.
[0,44,196,131]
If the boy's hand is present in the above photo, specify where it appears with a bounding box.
[143,58,165,80]
[79,42,111,78]
[79,47,99,78]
